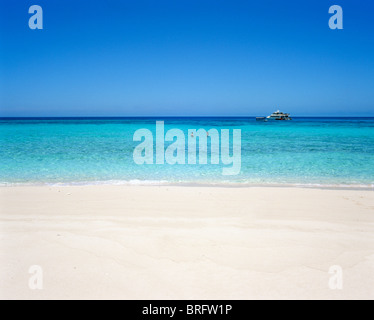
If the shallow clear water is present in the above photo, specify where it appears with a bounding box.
[1,117,374,187]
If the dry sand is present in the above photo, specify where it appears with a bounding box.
[0,185,373,300]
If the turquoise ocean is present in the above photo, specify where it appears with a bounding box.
[1,117,374,188]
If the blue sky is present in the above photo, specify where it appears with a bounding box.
[0,0,373,116]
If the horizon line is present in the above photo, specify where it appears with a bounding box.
[1,116,374,119]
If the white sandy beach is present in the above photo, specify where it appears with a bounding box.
[0,185,373,300]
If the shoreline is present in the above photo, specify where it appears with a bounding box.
[1,185,374,299]
[0,181,373,191]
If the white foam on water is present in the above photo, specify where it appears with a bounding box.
[0,180,373,190]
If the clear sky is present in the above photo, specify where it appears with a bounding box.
[0,0,373,117]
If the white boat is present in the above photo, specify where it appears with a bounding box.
[267,110,292,121]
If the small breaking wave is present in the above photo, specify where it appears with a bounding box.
[0,179,373,190]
